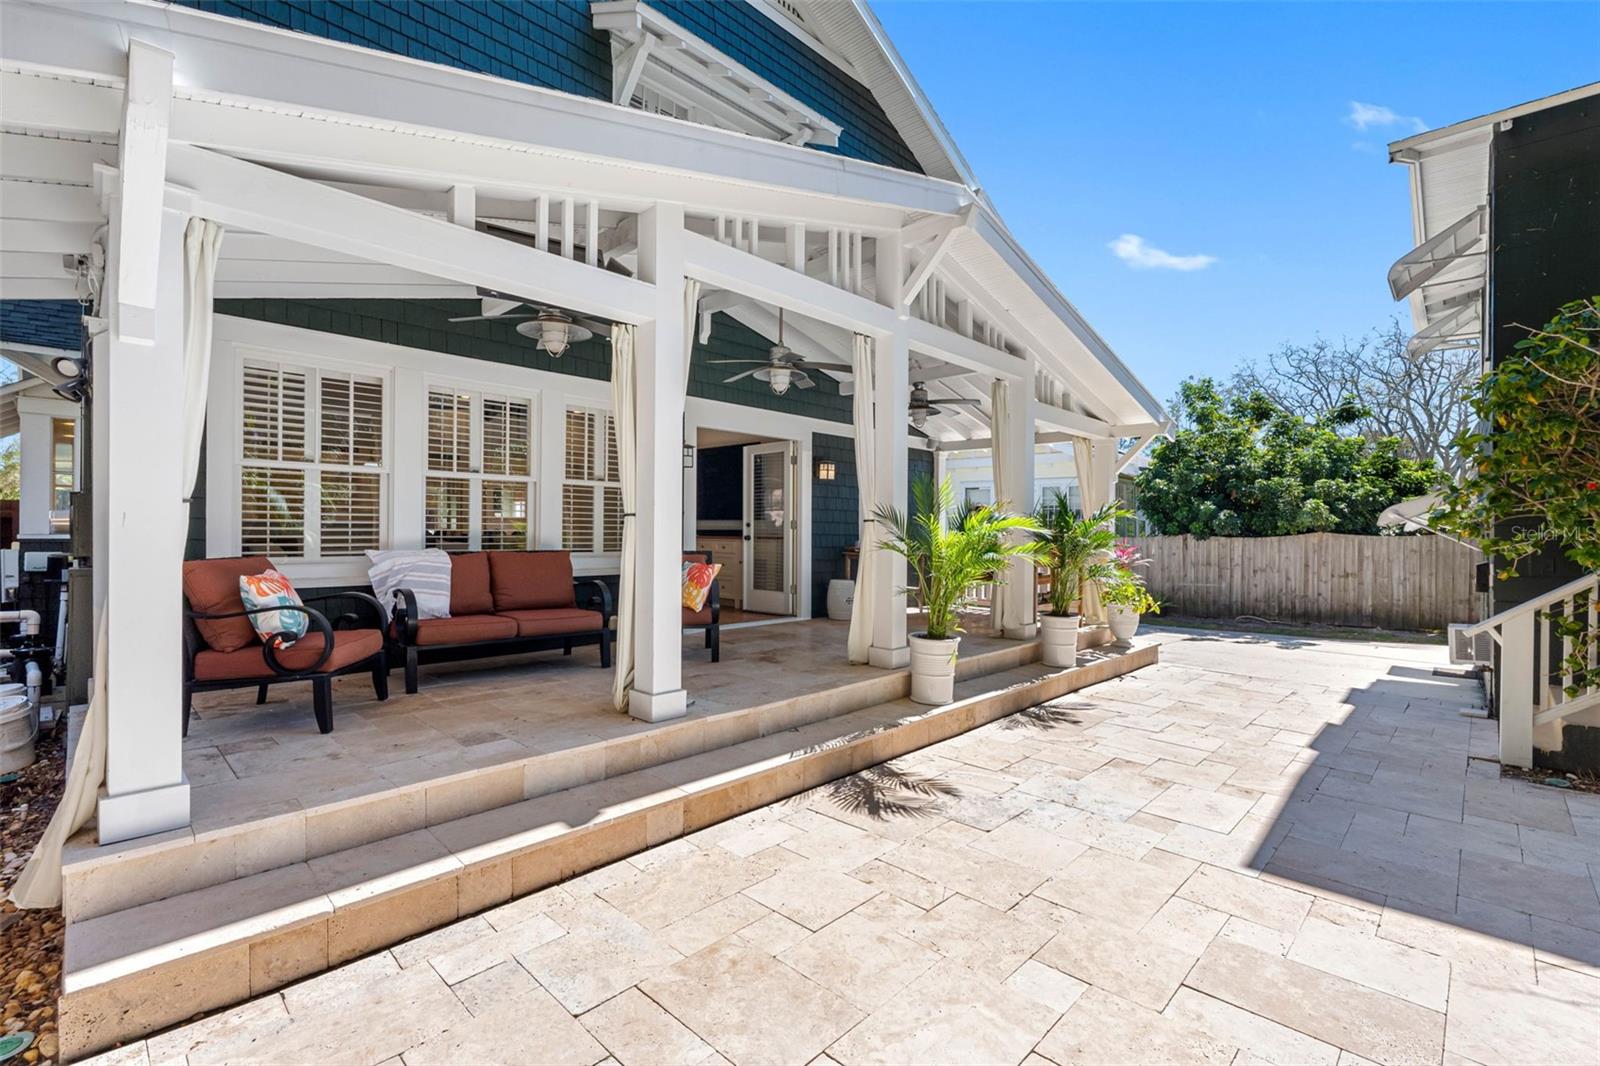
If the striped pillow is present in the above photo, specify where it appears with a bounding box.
[367,549,452,621]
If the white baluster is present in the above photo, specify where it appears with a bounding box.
[585,200,599,267]
[535,194,549,252]
[561,197,574,259]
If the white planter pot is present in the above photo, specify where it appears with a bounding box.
[1039,613,1081,668]
[908,633,960,705]
[826,579,855,621]
[1107,604,1141,643]
[0,694,37,775]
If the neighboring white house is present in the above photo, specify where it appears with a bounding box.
[0,374,81,539]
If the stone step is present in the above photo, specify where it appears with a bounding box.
[60,632,1079,925]
[60,640,1157,1060]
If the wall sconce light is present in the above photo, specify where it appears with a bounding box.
[816,460,837,481]
[682,444,695,469]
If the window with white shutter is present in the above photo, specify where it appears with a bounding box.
[561,406,622,554]
[238,358,388,561]
[423,386,536,551]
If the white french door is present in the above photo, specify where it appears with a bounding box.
[742,441,795,615]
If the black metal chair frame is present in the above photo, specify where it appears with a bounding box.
[686,550,721,663]
[389,578,614,695]
[182,590,389,735]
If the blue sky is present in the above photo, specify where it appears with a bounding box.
[874,1,1599,409]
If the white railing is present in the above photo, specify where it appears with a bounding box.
[1463,571,1600,768]
[694,212,870,297]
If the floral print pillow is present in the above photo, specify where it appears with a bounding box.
[239,569,309,647]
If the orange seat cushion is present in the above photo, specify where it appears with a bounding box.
[683,605,713,626]
[496,608,603,638]
[450,552,494,616]
[183,556,275,653]
[409,614,518,646]
[192,629,383,682]
[488,551,576,611]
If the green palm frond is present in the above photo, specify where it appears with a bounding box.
[873,475,1045,640]
[1029,492,1134,617]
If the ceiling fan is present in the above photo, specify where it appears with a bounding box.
[908,381,982,429]
[448,300,608,358]
[708,309,851,396]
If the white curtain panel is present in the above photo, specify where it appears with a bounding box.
[846,333,876,664]
[182,218,224,512]
[610,323,638,712]
[1072,435,1108,623]
[989,378,1010,634]
[683,278,701,390]
[13,217,224,908]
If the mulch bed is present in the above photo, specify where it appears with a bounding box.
[1502,763,1600,796]
[1,719,65,1065]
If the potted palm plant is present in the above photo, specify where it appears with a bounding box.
[1103,543,1160,643]
[874,476,1044,704]
[1029,495,1131,667]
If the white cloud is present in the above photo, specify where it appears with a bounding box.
[1108,234,1217,272]
[1346,101,1427,134]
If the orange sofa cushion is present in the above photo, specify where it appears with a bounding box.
[488,551,576,612]
[450,552,494,616]
[682,605,713,627]
[183,556,274,653]
[408,614,518,646]
[496,608,603,638]
[192,629,383,681]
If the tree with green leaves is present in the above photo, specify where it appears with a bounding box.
[1434,296,1600,574]
[1135,378,1439,538]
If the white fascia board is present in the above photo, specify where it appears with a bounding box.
[903,316,1025,381]
[1387,81,1600,159]
[0,2,963,224]
[968,205,1168,426]
[592,1,843,146]
[165,143,657,323]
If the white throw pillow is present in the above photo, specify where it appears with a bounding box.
[366,548,452,621]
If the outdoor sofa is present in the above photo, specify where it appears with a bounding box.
[181,556,389,735]
[683,549,722,663]
[389,549,613,694]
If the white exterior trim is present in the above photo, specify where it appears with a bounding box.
[204,314,846,603]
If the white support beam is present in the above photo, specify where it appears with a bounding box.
[0,180,102,223]
[869,232,910,668]
[1114,436,1152,476]
[446,184,475,227]
[165,144,656,323]
[898,205,972,314]
[684,230,896,337]
[630,203,689,721]
[95,201,191,843]
[904,315,1026,381]
[114,39,173,346]
[611,34,655,106]
[1033,400,1115,438]
[998,356,1037,639]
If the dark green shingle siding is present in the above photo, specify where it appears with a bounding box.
[0,300,82,351]
[172,0,921,173]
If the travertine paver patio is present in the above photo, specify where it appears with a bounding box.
[87,628,1600,1066]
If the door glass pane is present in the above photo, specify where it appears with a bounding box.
[751,451,786,594]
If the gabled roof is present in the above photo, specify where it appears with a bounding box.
[791,0,978,187]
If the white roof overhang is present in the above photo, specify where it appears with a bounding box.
[592,1,843,148]
[1406,298,1481,359]
[1387,82,1600,335]
[0,0,1165,436]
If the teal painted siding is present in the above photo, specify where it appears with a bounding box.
[808,433,935,619]
[173,1,920,172]
[0,299,82,351]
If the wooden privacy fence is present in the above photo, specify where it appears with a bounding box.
[1123,533,1482,632]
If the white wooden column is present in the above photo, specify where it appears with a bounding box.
[868,328,911,666]
[631,204,688,720]
[95,202,192,843]
[999,354,1037,639]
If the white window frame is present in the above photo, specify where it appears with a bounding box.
[235,352,392,566]
[560,404,623,557]
[422,380,538,553]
